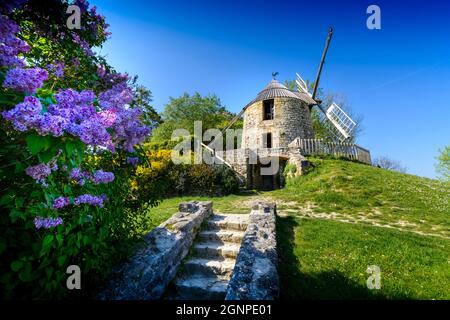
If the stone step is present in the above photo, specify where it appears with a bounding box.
[193,241,241,259]
[175,276,229,300]
[183,257,236,277]
[199,229,245,243]
[207,214,249,231]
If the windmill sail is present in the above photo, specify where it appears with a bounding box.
[295,73,312,97]
[324,102,356,141]
[295,72,356,141]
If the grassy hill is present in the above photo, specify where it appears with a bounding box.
[143,158,450,299]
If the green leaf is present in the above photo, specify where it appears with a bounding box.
[65,141,77,158]
[57,255,67,267]
[19,264,33,282]
[41,234,54,254]
[39,148,56,163]
[56,234,63,247]
[0,194,14,206]
[83,235,92,246]
[11,260,23,272]
[9,209,24,223]
[26,134,50,155]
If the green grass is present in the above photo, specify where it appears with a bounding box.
[141,158,450,299]
[272,158,450,237]
[277,216,450,299]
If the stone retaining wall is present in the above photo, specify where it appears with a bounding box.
[97,201,212,300]
[225,202,279,300]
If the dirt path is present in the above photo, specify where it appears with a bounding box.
[228,195,450,240]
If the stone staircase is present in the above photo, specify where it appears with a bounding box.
[168,213,249,300]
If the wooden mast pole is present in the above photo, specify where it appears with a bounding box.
[312,27,333,101]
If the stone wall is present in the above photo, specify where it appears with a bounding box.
[97,201,212,300]
[242,97,314,150]
[225,202,279,300]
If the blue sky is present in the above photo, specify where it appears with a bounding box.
[91,0,450,179]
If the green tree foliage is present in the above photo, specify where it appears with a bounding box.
[151,92,242,142]
[435,146,450,181]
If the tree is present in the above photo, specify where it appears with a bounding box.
[151,92,241,142]
[373,156,407,173]
[435,146,450,181]
[128,78,161,128]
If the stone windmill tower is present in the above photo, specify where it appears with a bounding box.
[210,28,368,190]
[241,77,316,150]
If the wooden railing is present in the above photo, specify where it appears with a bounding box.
[289,138,371,164]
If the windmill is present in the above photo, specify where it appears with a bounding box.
[297,27,357,142]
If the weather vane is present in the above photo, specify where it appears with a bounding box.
[272,72,279,80]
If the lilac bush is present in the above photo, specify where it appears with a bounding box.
[1,1,152,299]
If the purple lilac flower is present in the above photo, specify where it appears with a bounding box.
[50,89,96,123]
[69,167,87,185]
[126,156,139,166]
[71,57,80,67]
[93,170,114,184]
[69,119,115,151]
[112,107,150,152]
[25,163,51,181]
[71,33,94,56]
[69,167,83,180]
[34,216,63,229]
[74,194,105,207]
[25,157,58,184]
[3,67,48,94]
[1,96,42,131]
[47,61,64,78]
[52,197,70,210]
[0,14,29,67]
[98,82,133,109]
[36,113,69,137]
[97,64,106,78]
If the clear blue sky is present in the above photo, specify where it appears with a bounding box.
[91,0,450,179]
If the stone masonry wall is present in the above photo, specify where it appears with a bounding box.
[97,201,212,300]
[242,97,314,150]
[225,202,279,300]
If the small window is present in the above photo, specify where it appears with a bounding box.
[263,99,274,120]
[264,132,272,148]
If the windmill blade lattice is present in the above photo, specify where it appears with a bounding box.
[324,102,356,141]
[295,73,312,97]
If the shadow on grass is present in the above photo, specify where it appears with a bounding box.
[276,215,410,300]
